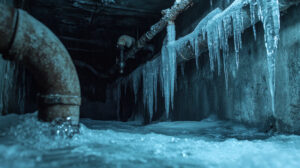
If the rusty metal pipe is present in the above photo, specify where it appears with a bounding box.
[0,4,81,125]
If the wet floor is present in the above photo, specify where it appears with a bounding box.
[0,113,300,168]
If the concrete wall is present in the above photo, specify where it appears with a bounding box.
[171,4,300,133]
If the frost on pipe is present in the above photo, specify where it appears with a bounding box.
[168,8,222,69]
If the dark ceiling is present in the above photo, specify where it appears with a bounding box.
[25,0,173,81]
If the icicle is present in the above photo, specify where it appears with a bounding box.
[216,20,224,75]
[181,63,185,76]
[143,62,154,121]
[222,15,232,90]
[232,8,243,69]
[153,58,160,112]
[195,38,200,69]
[257,0,280,115]
[167,8,221,73]
[131,68,142,104]
[206,26,216,72]
[159,21,177,119]
[160,41,170,118]
[206,17,223,74]
[142,58,160,122]
[167,22,177,111]
[249,0,257,40]
[158,21,177,119]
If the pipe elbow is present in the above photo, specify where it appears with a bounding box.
[0,4,81,125]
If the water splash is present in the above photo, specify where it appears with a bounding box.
[1,113,300,168]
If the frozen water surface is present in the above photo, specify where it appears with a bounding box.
[1,113,300,168]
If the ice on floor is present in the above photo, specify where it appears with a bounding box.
[1,113,300,168]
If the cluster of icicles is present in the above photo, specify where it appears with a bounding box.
[111,0,280,122]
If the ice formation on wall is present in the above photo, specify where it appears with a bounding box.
[110,56,160,121]
[111,0,281,121]
[206,0,247,84]
[143,59,160,121]
[189,0,280,113]
[169,9,222,69]
[131,67,142,103]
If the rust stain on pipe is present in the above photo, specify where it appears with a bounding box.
[0,4,81,125]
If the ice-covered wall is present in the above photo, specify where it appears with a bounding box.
[107,0,300,132]
[171,4,300,133]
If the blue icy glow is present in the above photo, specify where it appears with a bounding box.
[1,113,300,168]
[111,0,281,122]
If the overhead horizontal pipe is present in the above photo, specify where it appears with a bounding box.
[0,4,81,125]
[106,0,300,81]
[122,0,300,70]
[125,0,193,61]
